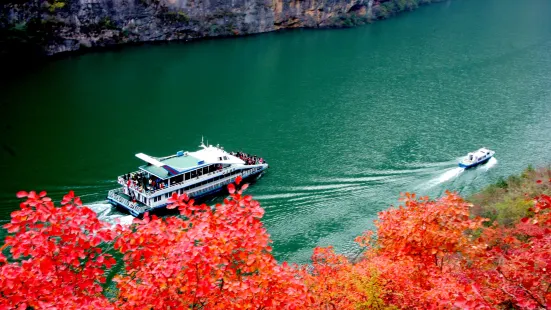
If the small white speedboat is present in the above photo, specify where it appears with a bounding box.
[458,148,495,169]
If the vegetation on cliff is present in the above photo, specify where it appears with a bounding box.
[1,169,550,309]
[0,0,445,57]
[469,166,551,227]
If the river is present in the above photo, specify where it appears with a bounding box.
[1,0,550,262]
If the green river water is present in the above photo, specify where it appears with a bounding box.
[1,0,550,262]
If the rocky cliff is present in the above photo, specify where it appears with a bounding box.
[0,0,441,56]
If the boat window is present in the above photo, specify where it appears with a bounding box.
[171,175,183,184]
[185,172,190,180]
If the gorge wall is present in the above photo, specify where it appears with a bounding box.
[0,0,442,56]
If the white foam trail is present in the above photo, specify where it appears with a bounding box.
[254,192,309,200]
[86,202,134,226]
[316,176,389,184]
[438,167,465,183]
[481,157,497,171]
[87,203,113,215]
[117,215,136,226]
[295,184,356,191]
[422,167,465,189]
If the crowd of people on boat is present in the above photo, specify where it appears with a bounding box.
[230,151,265,165]
[118,151,265,198]
[118,172,168,194]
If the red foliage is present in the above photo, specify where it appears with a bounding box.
[1,186,310,309]
[305,192,490,309]
[1,188,550,310]
[1,191,116,309]
[306,192,551,309]
[468,194,551,309]
[367,192,489,308]
[303,246,370,309]
[113,184,310,309]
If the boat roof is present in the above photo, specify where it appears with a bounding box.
[469,148,493,156]
[137,144,245,179]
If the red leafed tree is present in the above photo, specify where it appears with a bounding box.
[303,246,385,310]
[305,192,491,309]
[2,181,550,309]
[306,191,551,309]
[368,192,490,308]
[0,182,309,309]
[113,177,310,309]
[0,191,117,310]
[467,194,551,309]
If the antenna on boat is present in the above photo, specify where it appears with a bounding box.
[200,136,207,149]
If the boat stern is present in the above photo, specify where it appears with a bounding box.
[107,188,149,217]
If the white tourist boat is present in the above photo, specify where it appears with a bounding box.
[107,140,268,217]
[458,147,495,169]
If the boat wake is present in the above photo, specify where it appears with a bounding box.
[417,167,463,191]
[434,167,465,186]
[420,157,498,190]
[86,202,134,226]
[481,157,498,171]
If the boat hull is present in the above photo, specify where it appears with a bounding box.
[108,169,265,217]
[458,156,492,169]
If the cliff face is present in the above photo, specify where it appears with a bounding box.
[0,0,438,56]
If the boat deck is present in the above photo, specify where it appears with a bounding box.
[107,188,149,216]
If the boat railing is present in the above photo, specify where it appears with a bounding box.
[166,169,232,192]
[123,167,238,197]
[118,163,265,199]
[179,165,262,198]
[108,188,148,213]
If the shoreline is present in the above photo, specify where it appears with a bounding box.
[0,0,446,61]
